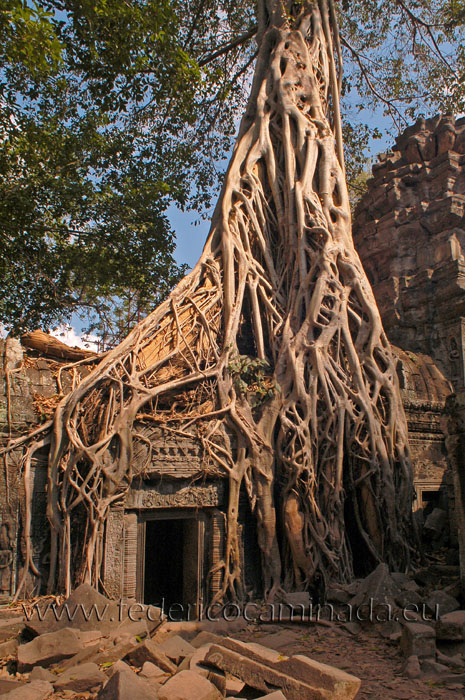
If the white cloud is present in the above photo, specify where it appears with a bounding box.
[50,324,100,352]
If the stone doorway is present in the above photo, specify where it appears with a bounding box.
[137,511,204,620]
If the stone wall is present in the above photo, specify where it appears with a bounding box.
[353,114,465,390]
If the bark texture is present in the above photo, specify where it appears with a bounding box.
[9,0,415,600]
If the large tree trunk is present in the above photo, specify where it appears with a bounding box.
[17,0,415,599]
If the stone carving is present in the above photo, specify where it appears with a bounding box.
[125,481,224,509]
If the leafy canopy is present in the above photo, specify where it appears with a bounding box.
[1,1,464,344]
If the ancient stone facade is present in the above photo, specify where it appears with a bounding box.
[353,114,465,390]
[0,335,451,604]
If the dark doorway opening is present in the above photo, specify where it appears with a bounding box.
[144,519,184,610]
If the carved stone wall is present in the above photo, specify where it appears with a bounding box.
[443,392,465,593]
[353,114,465,390]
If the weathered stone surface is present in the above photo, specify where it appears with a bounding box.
[29,666,55,682]
[157,635,195,664]
[256,693,288,700]
[1,680,53,699]
[97,667,158,700]
[402,655,421,679]
[53,661,107,692]
[400,623,436,659]
[126,638,177,673]
[420,658,450,677]
[436,610,465,640]
[426,590,460,616]
[0,638,18,658]
[0,617,24,642]
[190,632,225,649]
[205,638,361,700]
[17,627,83,672]
[0,679,25,694]
[350,563,401,611]
[158,670,222,700]
[139,661,170,682]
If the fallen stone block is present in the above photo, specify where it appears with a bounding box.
[350,563,401,611]
[97,667,158,699]
[1,679,53,699]
[157,634,195,663]
[53,661,107,692]
[139,660,170,682]
[0,679,25,694]
[104,659,133,678]
[29,667,55,681]
[0,617,24,643]
[426,590,460,616]
[205,638,361,700]
[17,626,83,672]
[420,658,450,677]
[158,669,222,700]
[191,631,225,649]
[125,638,177,673]
[0,638,18,658]
[400,623,436,659]
[402,655,421,679]
[436,610,465,641]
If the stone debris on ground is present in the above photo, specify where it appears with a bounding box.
[0,579,462,699]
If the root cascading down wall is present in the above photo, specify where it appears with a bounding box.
[3,1,416,603]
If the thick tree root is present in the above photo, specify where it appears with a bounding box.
[7,1,416,600]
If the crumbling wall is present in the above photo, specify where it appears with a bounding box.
[444,392,465,594]
[353,114,465,390]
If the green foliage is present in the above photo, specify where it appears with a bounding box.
[1,1,465,340]
[0,1,256,336]
[227,352,279,407]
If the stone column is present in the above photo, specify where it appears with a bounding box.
[444,392,465,594]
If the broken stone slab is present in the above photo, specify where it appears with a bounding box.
[426,590,460,616]
[326,586,351,605]
[436,649,465,668]
[125,637,177,673]
[350,563,402,612]
[0,679,25,694]
[188,643,213,677]
[157,634,195,664]
[104,659,133,678]
[205,638,361,700]
[0,617,24,643]
[400,623,436,659]
[139,660,170,682]
[402,655,421,679]
[97,667,159,700]
[158,669,222,700]
[1,680,53,699]
[395,590,423,609]
[256,693,288,700]
[420,658,450,677]
[0,638,18,658]
[436,610,465,640]
[53,661,107,693]
[17,626,84,672]
[191,631,225,649]
[29,666,55,682]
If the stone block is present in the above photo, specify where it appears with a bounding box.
[350,563,401,611]
[400,623,436,658]
[426,590,460,616]
[158,670,222,700]
[205,638,361,700]
[436,610,465,640]
[0,638,18,658]
[256,693,288,700]
[97,668,158,699]
[17,627,83,672]
[190,631,225,649]
[402,655,421,679]
[1,680,53,699]
[158,634,195,664]
[139,660,170,681]
[53,661,107,692]
[0,617,24,643]
[125,638,177,673]
[29,667,55,681]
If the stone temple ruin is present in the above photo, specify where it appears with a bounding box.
[0,115,464,609]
